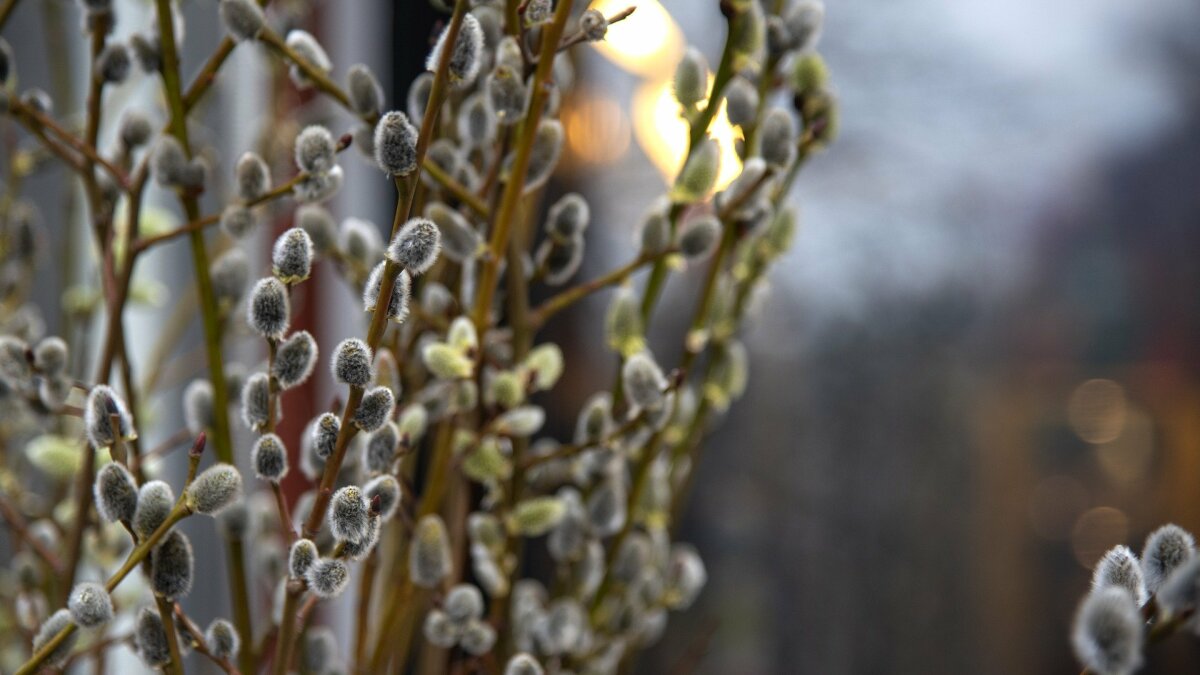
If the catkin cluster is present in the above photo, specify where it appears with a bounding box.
[0,1,835,673]
[1070,524,1200,674]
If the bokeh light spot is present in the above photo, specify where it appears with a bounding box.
[1067,379,1127,444]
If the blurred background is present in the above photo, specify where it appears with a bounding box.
[7,0,1200,673]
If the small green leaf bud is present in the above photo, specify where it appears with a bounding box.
[673,48,708,107]
[411,514,452,588]
[605,285,644,357]
[671,138,720,203]
[510,496,565,536]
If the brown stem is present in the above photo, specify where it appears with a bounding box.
[153,3,251,671]
[15,503,191,675]
[154,594,186,675]
[555,6,636,52]
[471,0,576,329]
[173,603,242,675]
[529,251,667,329]
[10,100,130,190]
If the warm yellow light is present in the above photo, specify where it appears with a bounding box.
[589,0,684,77]
[562,90,631,166]
[632,77,742,192]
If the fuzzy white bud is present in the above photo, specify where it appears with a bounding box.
[151,529,194,600]
[247,277,290,339]
[33,609,77,668]
[133,480,175,538]
[363,262,412,322]
[1071,587,1142,675]
[95,462,138,523]
[85,384,135,448]
[347,63,384,117]
[1091,545,1147,607]
[305,557,350,597]
[1141,524,1195,594]
[235,151,271,202]
[294,125,337,175]
[220,205,258,238]
[219,0,265,42]
[427,13,484,88]
[252,433,289,482]
[373,111,419,176]
[388,218,441,274]
[205,619,240,661]
[186,463,243,515]
[332,338,373,387]
[68,582,114,628]
[273,330,317,389]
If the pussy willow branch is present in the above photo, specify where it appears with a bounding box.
[423,157,489,216]
[131,136,349,253]
[638,12,738,325]
[471,0,575,330]
[595,12,775,616]
[15,497,195,675]
[529,250,673,329]
[174,603,241,675]
[668,141,815,528]
[154,594,187,675]
[265,2,472,671]
[7,100,130,190]
[61,9,118,602]
[608,6,741,414]
[556,6,636,52]
[153,3,253,671]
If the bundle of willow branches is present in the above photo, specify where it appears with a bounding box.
[0,0,834,672]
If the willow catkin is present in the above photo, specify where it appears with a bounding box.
[67,582,113,628]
